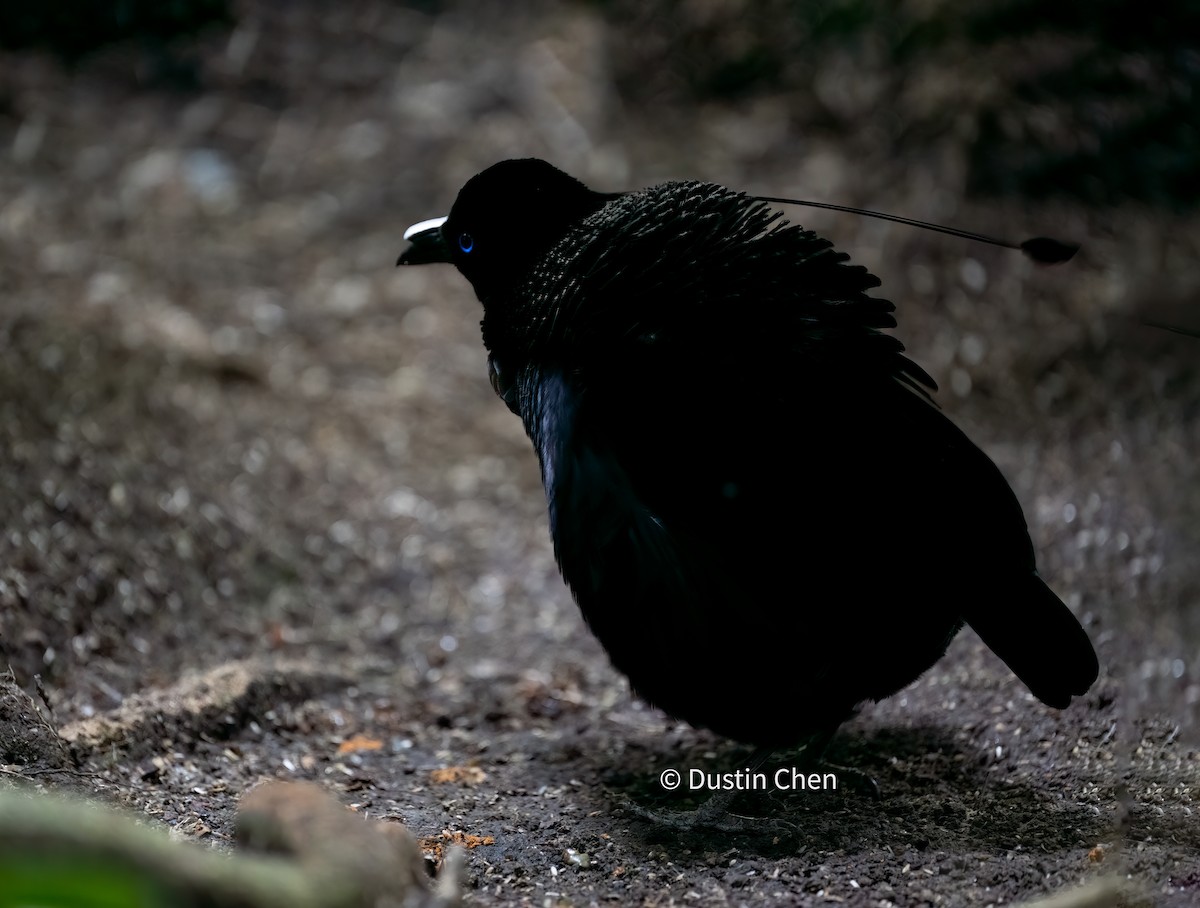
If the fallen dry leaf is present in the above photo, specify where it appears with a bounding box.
[337,735,384,755]
[419,829,496,865]
[429,765,486,785]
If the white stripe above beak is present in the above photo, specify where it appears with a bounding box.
[404,216,448,240]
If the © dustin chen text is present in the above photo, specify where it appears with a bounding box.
[658,768,838,792]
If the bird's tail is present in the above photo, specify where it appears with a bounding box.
[965,574,1099,708]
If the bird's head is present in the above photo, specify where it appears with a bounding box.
[397,158,616,304]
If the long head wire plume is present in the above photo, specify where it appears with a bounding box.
[751,195,1079,264]
[755,194,1198,338]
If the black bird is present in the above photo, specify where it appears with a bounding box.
[398,159,1099,766]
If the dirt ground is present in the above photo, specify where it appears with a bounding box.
[1,2,1197,905]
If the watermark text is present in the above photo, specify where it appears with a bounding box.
[658,767,838,792]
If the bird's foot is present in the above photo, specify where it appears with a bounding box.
[818,760,881,801]
[772,731,882,801]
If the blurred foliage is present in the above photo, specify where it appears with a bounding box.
[0,0,233,61]
[0,858,163,908]
[966,0,1200,210]
[4,0,1195,206]
[590,0,1200,210]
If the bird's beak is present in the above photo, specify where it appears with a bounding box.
[396,216,450,266]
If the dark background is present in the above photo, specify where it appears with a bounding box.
[1,1,1197,904]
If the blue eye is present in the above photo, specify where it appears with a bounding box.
[458,233,475,253]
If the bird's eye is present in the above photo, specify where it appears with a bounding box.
[458,233,475,254]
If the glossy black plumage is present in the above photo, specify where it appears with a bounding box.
[398,158,1099,748]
